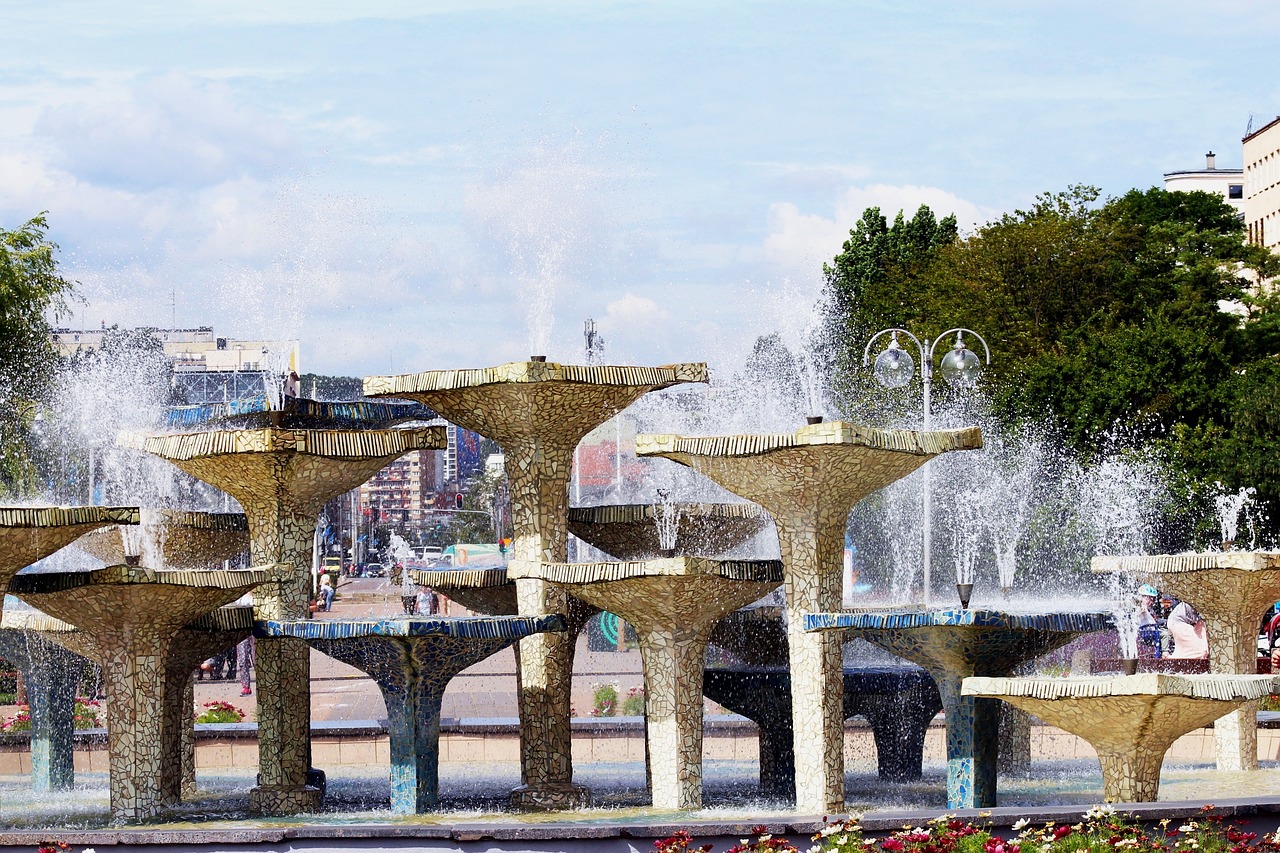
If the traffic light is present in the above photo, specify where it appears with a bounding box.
[454,493,464,509]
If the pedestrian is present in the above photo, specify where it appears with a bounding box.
[318,572,335,611]
[236,636,255,696]
[1168,600,1209,659]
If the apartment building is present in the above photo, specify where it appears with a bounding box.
[1244,115,1280,251]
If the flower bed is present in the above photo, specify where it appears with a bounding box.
[654,806,1274,853]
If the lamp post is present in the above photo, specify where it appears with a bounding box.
[863,328,991,605]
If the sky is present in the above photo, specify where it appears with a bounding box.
[2,1,1279,377]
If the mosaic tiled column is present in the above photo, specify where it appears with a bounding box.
[366,359,708,809]
[123,426,446,815]
[8,567,269,821]
[638,423,981,814]
[514,557,782,810]
[805,609,1110,809]
[0,506,140,624]
[0,620,87,792]
[259,615,565,814]
[1093,552,1280,773]
[964,673,1280,802]
[160,606,255,804]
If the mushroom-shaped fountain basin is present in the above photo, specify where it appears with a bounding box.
[0,601,90,793]
[638,421,982,813]
[366,359,708,810]
[511,556,782,810]
[805,607,1111,809]
[963,673,1280,803]
[76,509,249,569]
[256,614,566,814]
[122,425,447,815]
[410,566,518,616]
[0,506,139,621]
[566,502,770,561]
[8,565,271,821]
[1093,551,1280,772]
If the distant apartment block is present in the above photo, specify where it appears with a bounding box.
[358,449,446,528]
[1244,116,1280,251]
[1163,151,1245,215]
[50,325,300,403]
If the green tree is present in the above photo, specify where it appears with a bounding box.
[823,185,1280,544]
[0,215,76,494]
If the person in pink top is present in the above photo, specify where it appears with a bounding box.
[1167,601,1209,659]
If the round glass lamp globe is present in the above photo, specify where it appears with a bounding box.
[873,347,915,388]
[939,346,982,388]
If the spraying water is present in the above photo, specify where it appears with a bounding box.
[1213,483,1259,549]
[654,488,681,554]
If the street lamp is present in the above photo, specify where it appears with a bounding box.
[863,327,991,604]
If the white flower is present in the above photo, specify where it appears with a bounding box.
[1012,818,1030,831]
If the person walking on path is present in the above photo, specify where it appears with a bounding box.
[236,637,255,696]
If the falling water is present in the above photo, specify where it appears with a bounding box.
[1213,483,1259,549]
[1109,575,1142,659]
[654,488,681,553]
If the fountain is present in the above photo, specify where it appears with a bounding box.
[364,358,708,809]
[510,555,783,809]
[121,420,448,814]
[256,614,566,814]
[805,607,1111,809]
[637,420,982,813]
[0,603,91,793]
[963,673,1280,802]
[7,565,271,820]
[1092,550,1280,772]
[0,506,140,621]
[75,509,249,569]
[565,502,771,559]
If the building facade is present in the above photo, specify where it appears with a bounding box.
[1163,151,1245,215]
[358,449,446,529]
[1244,116,1280,252]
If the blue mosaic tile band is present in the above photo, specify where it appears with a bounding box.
[803,608,1113,633]
[254,614,565,640]
[163,396,437,430]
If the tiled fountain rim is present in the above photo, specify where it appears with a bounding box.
[963,673,1280,701]
[635,422,983,458]
[363,360,709,395]
[254,614,567,640]
[1092,552,1280,573]
[0,505,139,528]
[510,557,785,584]
[804,609,1113,632]
[138,509,249,531]
[117,426,448,460]
[0,601,253,632]
[567,503,769,522]
[2,800,1279,849]
[8,565,275,594]
[410,567,511,589]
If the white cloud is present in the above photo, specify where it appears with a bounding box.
[762,183,998,276]
[34,72,294,191]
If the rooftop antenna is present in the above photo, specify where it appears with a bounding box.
[171,285,176,330]
[584,318,605,364]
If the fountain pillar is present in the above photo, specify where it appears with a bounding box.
[638,423,982,813]
[506,441,580,805]
[776,520,845,813]
[243,506,317,811]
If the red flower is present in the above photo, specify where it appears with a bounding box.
[1053,825,1073,840]
[882,838,906,851]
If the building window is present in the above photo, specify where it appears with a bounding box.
[1229,184,1243,199]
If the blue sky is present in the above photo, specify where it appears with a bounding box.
[2,1,1278,376]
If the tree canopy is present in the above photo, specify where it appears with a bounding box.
[0,215,76,494]
[822,186,1280,544]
